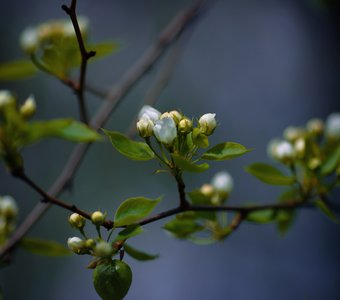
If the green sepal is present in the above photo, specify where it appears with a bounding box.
[114,196,161,227]
[20,237,71,256]
[192,128,209,148]
[124,243,159,261]
[103,129,154,161]
[245,163,295,186]
[201,142,252,161]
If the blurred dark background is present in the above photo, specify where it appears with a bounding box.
[1,0,340,299]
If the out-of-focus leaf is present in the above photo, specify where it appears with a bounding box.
[276,209,296,236]
[245,163,295,186]
[20,237,71,256]
[103,129,154,161]
[124,243,159,261]
[321,146,340,176]
[163,219,203,238]
[0,59,37,81]
[90,41,119,59]
[246,209,276,224]
[172,154,209,173]
[114,225,144,242]
[114,197,161,227]
[314,199,339,223]
[187,190,216,220]
[202,142,252,161]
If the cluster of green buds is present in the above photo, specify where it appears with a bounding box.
[0,195,18,246]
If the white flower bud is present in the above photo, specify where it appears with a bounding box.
[20,27,39,54]
[169,110,182,124]
[0,196,18,219]
[136,118,154,138]
[0,90,15,109]
[138,105,161,122]
[94,241,113,258]
[200,184,214,198]
[20,95,36,119]
[160,112,172,120]
[306,118,324,135]
[153,117,177,145]
[69,213,86,229]
[325,113,340,140]
[199,113,217,136]
[178,118,192,134]
[67,237,85,254]
[294,138,306,158]
[275,141,295,163]
[283,126,304,142]
[211,171,234,194]
[91,211,105,225]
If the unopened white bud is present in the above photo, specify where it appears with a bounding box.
[275,141,295,163]
[169,110,182,124]
[200,184,214,198]
[67,237,86,254]
[306,118,324,135]
[178,118,192,134]
[69,213,86,229]
[91,211,105,225]
[199,113,217,136]
[20,27,39,54]
[153,117,177,145]
[283,126,304,142]
[137,118,154,138]
[0,196,18,219]
[211,171,233,194]
[20,95,36,119]
[138,105,161,122]
[294,138,306,158]
[0,90,15,109]
[325,113,340,140]
[94,241,113,258]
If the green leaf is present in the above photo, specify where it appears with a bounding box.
[103,129,154,161]
[192,128,209,148]
[90,41,119,59]
[245,163,295,186]
[0,59,38,81]
[321,146,340,175]
[314,199,339,223]
[114,197,161,227]
[25,119,101,144]
[124,243,159,261]
[163,219,204,238]
[202,142,252,161]
[20,237,71,256]
[114,225,144,242]
[171,154,209,173]
[246,209,276,223]
[276,210,295,236]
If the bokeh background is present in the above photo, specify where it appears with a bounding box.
[1,0,340,299]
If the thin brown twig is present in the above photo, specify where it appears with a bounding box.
[0,0,207,259]
[62,0,96,124]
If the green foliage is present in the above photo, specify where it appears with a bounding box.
[202,142,252,161]
[314,199,339,223]
[276,210,296,236]
[246,209,276,224]
[245,163,295,185]
[321,146,340,175]
[192,128,209,148]
[0,59,37,81]
[20,237,71,256]
[93,259,132,300]
[114,225,144,242]
[114,197,161,227]
[171,154,209,173]
[103,130,155,161]
[124,243,159,261]
[163,218,204,238]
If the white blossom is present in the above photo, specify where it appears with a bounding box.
[20,27,39,53]
[153,117,177,145]
[199,113,217,136]
[0,196,18,218]
[275,141,295,161]
[138,105,161,122]
[325,113,340,139]
[211,171,234,194]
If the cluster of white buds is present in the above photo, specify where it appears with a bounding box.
[200,171,234,205]
[20,17,89,54]
[0,195,18,244]
[136,105,217,146]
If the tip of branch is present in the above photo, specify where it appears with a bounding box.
[61,4,71,14]
[87,51,96,59]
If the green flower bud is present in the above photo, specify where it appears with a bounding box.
[178,118,192,134]
[91,211,105,225]
[94,241,113,258]
[306,118,324,136]
[85,239,96,249]
[69,213,86,229]
[199,113,217,136]
[20,95,36,119]
[136,118,154,138]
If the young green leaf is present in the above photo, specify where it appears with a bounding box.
[246,209,276,223]
[0,59,38,81]
[192,128,209,148]
[163,219,203,238]
[276,210,296,236]
[114,225,144,242]
[25,119,101,144]
[171,154,209,173]
[314,199,339,223]
[114,197,161,227]
[90,41,119,59]
[20,237,71,256]
[202,142,252,161]
[321,146,340,176]
[245,163,295,186]
[103,130,154,161]
[124,243,159,261]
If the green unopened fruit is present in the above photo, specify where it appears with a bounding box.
[93,259,132,300]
